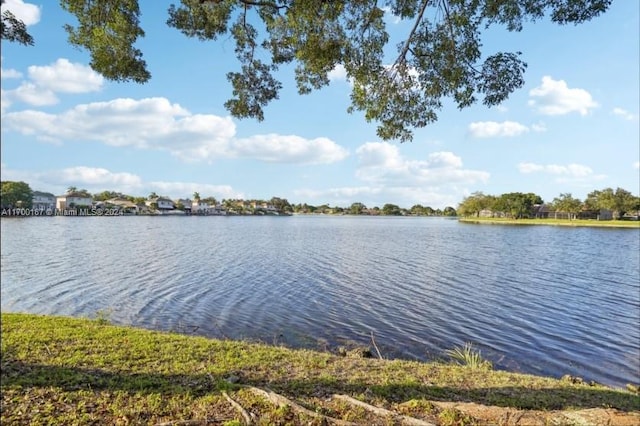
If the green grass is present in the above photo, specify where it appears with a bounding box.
[459,217,640,228]
[2,313,638,425]
[444,343,492,371]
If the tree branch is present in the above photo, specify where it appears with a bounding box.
[394,0,430,67]
[438,0,483,77]
[241,0,288,10]
[200,0,288,11]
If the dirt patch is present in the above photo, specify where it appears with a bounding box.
[430,400,640,426]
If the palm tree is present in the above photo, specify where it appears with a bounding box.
[67,186,77,194]
[193,192,201,202]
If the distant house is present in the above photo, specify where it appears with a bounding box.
[191,200,226,215]
[176,198,192,213]
[192,199,209,215]
[528,204,573,219]
[146,197,174,213]
[598,209,614,220]
[56,192,93,209]
[531,204,551,219]
[32,191,56,211]
[550,211,573,220]
[137,203,151,215]
[579,208,613,221]
[107,197,139,214]
[211,203,227,215]
[157,197,174,210]
[479,209,505,218]
[252,202,279,215]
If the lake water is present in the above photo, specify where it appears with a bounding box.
[1,216,639,388]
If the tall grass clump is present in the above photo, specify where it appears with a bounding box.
[93,308,113,325]
[445,342,492,370]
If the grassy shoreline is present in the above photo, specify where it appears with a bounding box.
[458,217,640,228]
[2,312,638,425]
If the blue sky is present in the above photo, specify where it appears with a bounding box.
[1,0,638,209]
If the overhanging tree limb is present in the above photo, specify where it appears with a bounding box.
[394,0,430,67]
[1,0,34,45]
[2,0,613,142]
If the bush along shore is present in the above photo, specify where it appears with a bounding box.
[2,313,639,425]
[458,217,640,228]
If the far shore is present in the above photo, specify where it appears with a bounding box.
[459,217,640,228]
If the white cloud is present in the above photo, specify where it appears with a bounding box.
[2,58,104,110]
[47,167,143,188]
[0,164,243,200]
[356,141,405,169]
[425,151,463,168]
[518,162,606,184]
[1,68,22,79]
[468,121,530,138]
[633,161,640,170]
[3,96,348,164]
[328,64,357,88]
[0,165,143,196]
[380,6,402,24]
[518,162,593,177]
[1,57,22,79]
[530,122,547,133]
[356,142,489,185]
[293,143,489,208]
[612,107,637,121]
[27,58,104,93]
[4,97,234,159]
[328,64,347,82]
[1,0,41,26]
[293,185,463,210]
[148,181,242,200]
[1,89,12,114]
[528,76,598,116]
[12,82,58,105]
[233,134,348,164]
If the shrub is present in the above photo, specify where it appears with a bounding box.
[445,343,492,370]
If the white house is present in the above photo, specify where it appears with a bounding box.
[211,203,227,215]
[146,197,174,212]
[192,200,209,214]
[56,192,93,209]
[192,200,227,215]
[32,191,56,211]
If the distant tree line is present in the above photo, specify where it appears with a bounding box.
[458,188,640,220]
[291,202,457,216]
[0,181,458,216]
[11,180,637,220]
